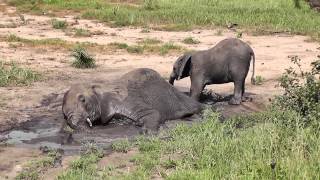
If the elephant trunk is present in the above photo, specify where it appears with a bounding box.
[169,72,176,85]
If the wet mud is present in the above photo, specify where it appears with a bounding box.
[0,88,263,155]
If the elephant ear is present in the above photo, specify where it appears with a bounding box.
[177,54,192,80]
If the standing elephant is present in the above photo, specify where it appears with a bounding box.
[62,68,203,133]
[169,38,255,105]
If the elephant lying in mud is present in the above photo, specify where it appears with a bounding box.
[169,38,255,105]
[62,68,203,133]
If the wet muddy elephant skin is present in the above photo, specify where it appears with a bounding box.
[62,68,203,132]
[169,38,256,105]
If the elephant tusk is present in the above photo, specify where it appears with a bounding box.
[86,118,93,127]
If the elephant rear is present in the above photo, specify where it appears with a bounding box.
[141,80,203,121]
[124,68,203,121]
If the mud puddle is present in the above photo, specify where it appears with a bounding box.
[1,117,141,155]
[0,90,262,156]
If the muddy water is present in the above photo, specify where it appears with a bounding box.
[1,115,141,155]
[0,90,262,155]
[0,115,147,155]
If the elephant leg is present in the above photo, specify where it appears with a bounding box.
[241,81,247,101]
[229,80,243,105]
[190,76,205,101]
[122,102,162,134]
[140,109,161,134]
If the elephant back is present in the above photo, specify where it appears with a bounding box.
[121,68,162,84]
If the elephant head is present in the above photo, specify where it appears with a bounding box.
[62,84,102,129]
[169,54,192,85]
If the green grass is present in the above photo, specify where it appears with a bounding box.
[58,142,104,180]
[159,42,182,55]
[51,19,67,29]
[60,107,320,179]
[16,150,61,180]
[0,61,40,87]
[112,139,132,153]
[254,75,265,85]
[138,38,162,45]
[74,28,91,37]
[4,34,108,52]
[182,37,200,44]
[8,0,320,40]
[112,107,320,179]
[109,41,184,55]
[71,46,96,68]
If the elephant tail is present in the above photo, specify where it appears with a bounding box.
[250,52,256,85]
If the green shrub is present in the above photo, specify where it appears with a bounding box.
[275,56,320,125]
[71,46,96,68]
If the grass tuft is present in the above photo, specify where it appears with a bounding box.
[159,42,182,55]
[138,38,162,45]
[182,37,200,44]
[0,61,40,87]
[71,46,96,68]
[74,28,91,37]
[58,142,103,180]
[254,75,265,85]
[51,19,67,29]
[109,41,183,55]
[16,149,62,180]
[112,139,132,153]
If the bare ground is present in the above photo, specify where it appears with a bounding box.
[0,2,319,179]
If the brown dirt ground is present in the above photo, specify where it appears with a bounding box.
[0,2,319,179]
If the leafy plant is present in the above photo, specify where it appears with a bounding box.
[275,56,320,125]
[71,46,96,68]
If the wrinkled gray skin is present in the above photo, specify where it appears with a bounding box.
[169,38,255,105]
[309,0,320,11]
[62,68,203,133]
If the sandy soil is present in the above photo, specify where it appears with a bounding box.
[0,2,319,179]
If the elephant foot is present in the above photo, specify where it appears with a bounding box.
[228,97,241,105]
